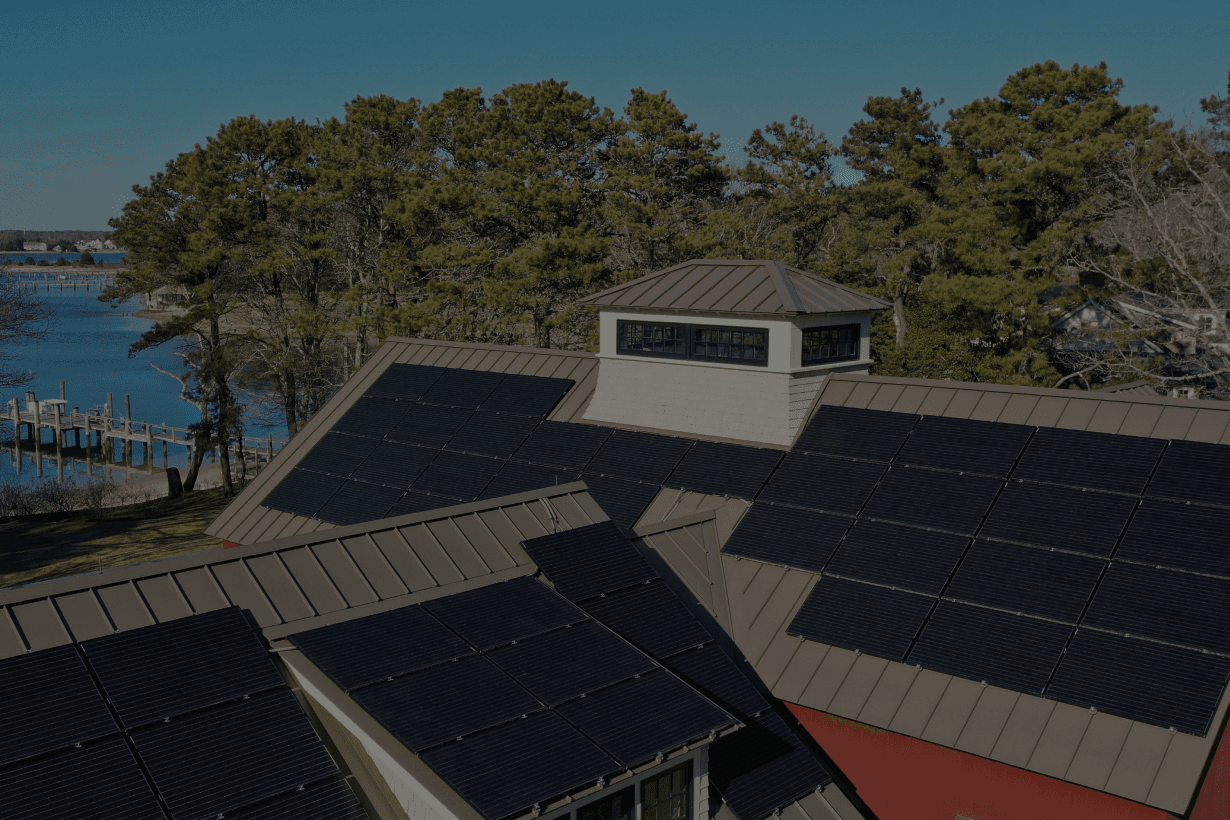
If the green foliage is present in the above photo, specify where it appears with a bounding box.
[78,251,94,265]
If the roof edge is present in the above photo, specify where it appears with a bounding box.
[381,336,595,359]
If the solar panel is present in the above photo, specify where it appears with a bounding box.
[480,374,575,418]
[894,415,1032,477]
[1116,499,1230,577]
[364,363,446,402]
[263,469,346,518]
[0,644,118,768]
[331,397,412,439]
[860,466,1002,535]
[584,430,694,484]
[423,576,587,651]
[411,450,503,500]
[663,441,784,498]
[1010,427,1166,495]
[314,480,405,526]
[580,580,713,659]
[224,777,370,820]
[478,461,579,501]
[1046,629,1230,737]
[289,605,475,692]
[419,711,619,820]
[554,668,733,767]
[906,602,1073,695]
[132,689,339,820]
[420,368,506,409]
[520,521,658,602]
[577,473,661,534]
[721,503,851,573]
[297,433,380,478]
[353,655,544,752]
[787,577,934,662]
[486,621,657,706]
[350,440,439,488]
[0,736,164,820]
[386,491,462,518]
[942,541,1105,623]
[445,411,541,459]
[825,520,969,596]
[512,420,611,471]
[1145,439,1230,509]
[794,405,918,462]
[662,643,771,722]
[979,481,1137,557]
[709,707,832,820]
[756,452,884,516]
[1081,563,1230,654]
[80,607,283,730]
[386,403,474,449]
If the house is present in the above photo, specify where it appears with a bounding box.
[145,284,189,312]
[22,241,46,252]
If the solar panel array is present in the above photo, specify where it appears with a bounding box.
[263,363,789,532]
[522,521,834,820]
[722,405,1230,737]
[0,606,367,820]
[289,575,735,820]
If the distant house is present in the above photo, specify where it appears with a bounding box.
[22,241,46,252]
[145,284,189,311]
[103,239,117,250]
[76,239,105,252]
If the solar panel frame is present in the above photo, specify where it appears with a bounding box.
[942,541,1106,623]
[1146,439,1230,509]
[584,430,694,485]
[979,481,1138,557]
[385,491,463,518]
[330,397,412,439]
[313,479,406,527]
[223,776,370,820]
[350,440,439,489]
[576,473,661,535]
[422,576,588,652]
[512,421,611,471]
[663,441,784,499]
[297,433,381,479]
[0,736,165,820]
[1010,426,1166,495]
[824,520,970,596]
[364,363,447,402]
[479,374,575,418]
[386,403,475,449]
[520,521,658,603]
[756,452,885,516]
[1116,499,1230,577]
[262,469,347,518]
[1081,562,1230,654]
[478,461,580,501]
[445,411,541,459]
[411,450,504,501]
[893,414,1033,477]
[580,580,713,659]
[794,405,918,462]
[721,503,851,574]
[860,466,1002,535]
[419,368,507,410]
[661,642,771,723]
[787,577,935,662]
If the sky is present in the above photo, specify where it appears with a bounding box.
[3,0,1227,230]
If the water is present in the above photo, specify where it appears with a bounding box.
[2,252,129,265]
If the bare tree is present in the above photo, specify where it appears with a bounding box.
[0,265,54,390]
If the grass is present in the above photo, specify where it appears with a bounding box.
[0,487,239,590]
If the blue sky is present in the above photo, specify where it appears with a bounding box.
[3,0,1227,229]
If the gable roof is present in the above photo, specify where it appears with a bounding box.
[577,260,892,316]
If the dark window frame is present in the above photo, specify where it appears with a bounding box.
[616,320,769,367]
[617,320,690,360]
[641,760,692,820]
[801,322,861,366]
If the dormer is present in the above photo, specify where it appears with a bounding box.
[578,259,891,446]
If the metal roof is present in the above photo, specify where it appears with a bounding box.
[577,260,893,316]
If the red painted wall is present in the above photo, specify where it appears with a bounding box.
[1190,708,1230,820]
[222,540,240,549]
[786,703,1176,820]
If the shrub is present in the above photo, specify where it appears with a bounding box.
[79,251,95,265]
[24,256,35,265]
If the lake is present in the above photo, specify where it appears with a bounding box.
[2,252,129,265]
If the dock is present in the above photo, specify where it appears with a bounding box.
[0,268,118,292]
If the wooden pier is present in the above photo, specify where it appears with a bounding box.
[0,268,118,292]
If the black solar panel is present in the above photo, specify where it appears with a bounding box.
[263,469,346,518]
[132,689,339,820]
[314,480,405,526]
[794,405,918,462]
[386,491,462,518]
[578,473,661,534]
[420,368,506,409]
[364,363,446,402]
[480,374,575,418]
[297,433,380,478]
[1081,563,1230,654]
[353,655,544,752]
[81,607,283,730]
[350,440,439,488]
[521,521,658,602]
[0,736,164,820]
[906,602,1073,695]
[712,737,831,820]
[1116,499,1230,577]
[1010,427,1166,495]
[224,777,370,820]
[387,403,474,449]
[787,577,934,662]
[663,441,784,498]
[825,520,969,596]
[581,580,713,659]
[979,482,1137,557]
[1047,629,1230,737]
[486,621,657,706]
[894,415,1032,477]
[721,503,850,573]
[1144,439,1230,509]
[512,420,611,471]
[943,541,1105,623]
[662,643,771,722]
[289,605,475,692]
[555,668,732,767]
[0,644,118,768]
[756,452,884,516]
[331,396,411,439]
[479,461,579,501]
[412,450,503,500]
[419,711,619,820]
[584,430,694,484]
[861,466,1002,535]
[446,411,541,459]
[423,576,587,651]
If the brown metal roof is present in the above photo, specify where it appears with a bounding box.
[577,260,892,316]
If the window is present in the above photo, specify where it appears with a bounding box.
[801,324,860,366]
[617,321,768,366]
[619,321,689,359]
[642,761,691,820]
[578,786,634,820]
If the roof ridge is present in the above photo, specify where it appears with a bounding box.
[784,263,894,307]
[765,261,808,313]
[576,261,696,305]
